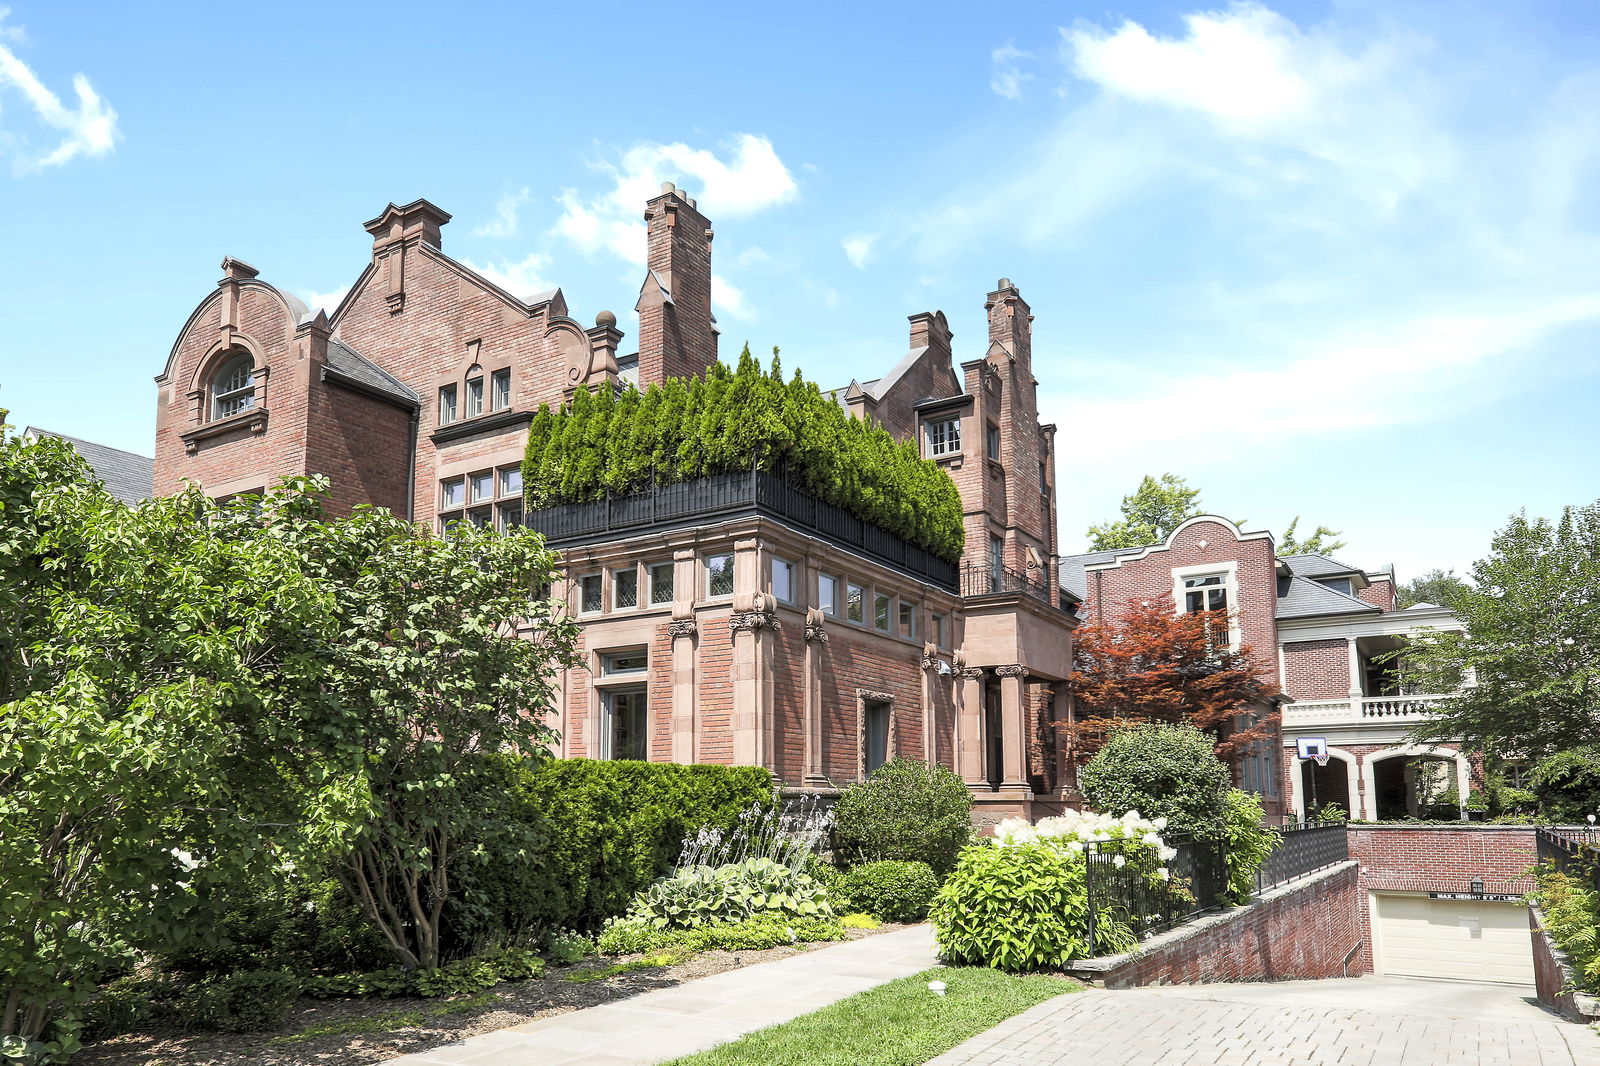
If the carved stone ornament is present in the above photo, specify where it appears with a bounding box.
[921,642,942,671]
[856,689,895,703]
[804,606,829,644]
[994,664,1027,678]
[667,619,698,639]
[729,610,779,633]
[957,666,987,680]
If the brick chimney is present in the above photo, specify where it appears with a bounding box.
[363,199,451,315]
[634,183,716,385]
[908,309,954,366]
[985,277,1032,367]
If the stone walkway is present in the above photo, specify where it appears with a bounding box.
[928,976,1600,1066]
[383,924,938,1066]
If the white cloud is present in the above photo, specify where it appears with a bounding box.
[990,44,1034,100]
[460,252,554,301]
[842,233,877,270]
[299,286,350,316]
[713,273,753,321]
[472,188,531,238]
[0,9,118,173]
[554,133,798,264]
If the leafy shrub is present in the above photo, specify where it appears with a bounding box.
[832,759,973,875]
[302,948,545,999]
[542,929,595,965]
[930,810,1179,971]
[629,857,832,930]
[1078,724,1231,839]
[521,350,965,563]
[836,861,939,923]
[1219,790,1275,903]
[597,912,846,956]
[1530,747,1600,823]
[449,758,775,940]
[178,970,302,1032]
[840,913,880,930]
[78,976,185,1041]
[1530,861,1600,994]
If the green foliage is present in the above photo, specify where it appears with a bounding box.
[1276,517,1347,556]
[831,759,974,875]
[520,349,965,563]
[1402,501,1600,761]
[835,861,939,923]
[1078,724,1232,839]
[542,929,596,966]
[76,976,185,1041]
[1219,791,1275,903]
[1087,473,1202,550]
[177,970,302,1033]
[265,993,498,1046]
[930,841,1137,971]
[1530,861,1600,994]
[1397,568,1471,610]
[658,966,1076,1066]
[596,912,846,956]
[301,947,545,999]
[629,857,833,930]
[1530,747,1600,823]
[839,913,880,930]
[453,759,776,939]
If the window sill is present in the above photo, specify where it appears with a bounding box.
[431,408,533,445]
[180,408,268,452]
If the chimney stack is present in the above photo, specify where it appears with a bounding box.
[634,183,716,385]
[362,199,451,315]
[985,277,1032,367]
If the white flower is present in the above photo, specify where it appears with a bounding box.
[1157,868,1171,881]
[1153,817,1168,830]
[1112,854,1126,868]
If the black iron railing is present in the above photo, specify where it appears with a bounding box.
[1537,827,1600,894]
[1082,821,1350,956]
[960,562,1053,607]
[523,468,959,592]
[1254,822,1350,894]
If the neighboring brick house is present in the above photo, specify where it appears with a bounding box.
[149,185,1077,822]
[1059,517,1468,823]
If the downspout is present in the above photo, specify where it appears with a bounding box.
[405,405,419,523]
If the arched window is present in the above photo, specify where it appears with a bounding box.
[211,352,256,419]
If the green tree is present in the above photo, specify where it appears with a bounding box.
[1403,501,1600,762]
[1276,516,1348,556]
[1086,473,1203,550]
[1397,567,1471,610]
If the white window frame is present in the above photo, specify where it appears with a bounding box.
[465,376,484,419]
[490,368,511,412]
[705,553,735,599]
[211,352,256,419]
[846,582,865,625]
[578,572,604,615]
[1171,561,1240,650]
[818,574,839,617]
[925,417,961,457]
[438,384,458,426]
[649,561,675,606]
[612,565,639,611]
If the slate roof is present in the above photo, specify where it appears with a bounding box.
[323,338,419,406]
[1281,553,1363,578]
[1275,573,1379,620]
[25,427,153,504]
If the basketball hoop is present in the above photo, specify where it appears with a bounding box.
[1313,754,1331,768]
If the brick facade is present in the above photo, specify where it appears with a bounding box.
[151,191,1070,804]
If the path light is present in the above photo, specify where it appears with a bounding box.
[928,980,947,996]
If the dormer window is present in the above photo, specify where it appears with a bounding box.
[211,352,256,419]
[926,417,961,457]
[1319,577,1354,597]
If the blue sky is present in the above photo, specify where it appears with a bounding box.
[2,0,1597,581]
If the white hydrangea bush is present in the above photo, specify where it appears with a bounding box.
[993,809,1181,887]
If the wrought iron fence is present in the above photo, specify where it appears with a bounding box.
[1254,822,1350,894]
[523,467,959,591]
[959,562,1053,607]
[1082,821,1351,956]
[1536,827,1600,894]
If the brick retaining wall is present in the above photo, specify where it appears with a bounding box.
[1066,861,1366,988]
[1530,902,1600,1024]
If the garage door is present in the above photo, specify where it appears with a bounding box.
[1372,894,1534,984]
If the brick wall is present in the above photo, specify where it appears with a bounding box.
[1358,577,1396,611]
[1530,903,1600,1023]
[1067,861,1366,987]
[1281,638,1350,700]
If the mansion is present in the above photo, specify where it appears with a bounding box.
[141,186,1465,824]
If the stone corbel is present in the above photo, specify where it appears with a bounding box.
[921,642,942,671]
[730,609,779,634]
[957,666,988,680]
[803,607,829,644]
[667,618,698,639]
[994,664,1027,678]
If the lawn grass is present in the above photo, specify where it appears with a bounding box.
[660,966,1077,1066]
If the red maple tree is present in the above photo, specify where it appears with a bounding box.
[1061,597,1280,764]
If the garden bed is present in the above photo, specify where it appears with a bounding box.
[74,926,903,1066]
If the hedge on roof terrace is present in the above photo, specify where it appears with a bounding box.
[521,348,965,563]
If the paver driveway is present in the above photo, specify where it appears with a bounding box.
[928,976,1600,1066]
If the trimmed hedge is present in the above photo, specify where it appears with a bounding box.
[831,759,974,875]
[453,758,777,938]
[1077,724,1231,839]
[836,861,939,923]
[521,349,965,563]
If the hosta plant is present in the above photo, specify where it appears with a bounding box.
[628,856,832,930]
